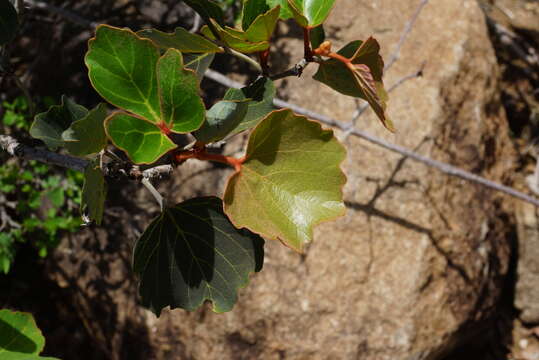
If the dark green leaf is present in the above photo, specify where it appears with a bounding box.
[81,160,107,225]
[310,25,325,49]
[184,52,215,82]
[193,100,249,143]
[133,197,264,314]
[30,96,88,150]
[313,38,393,131]
[0,0,18,46]
[222,77,275,134]
[0,309,60,359]
[287,0,336,27]
[137,27,222,53]
[62,103,108,156]
[85,25,162,123]
[224,109,346,251]
[242,0,269,31]
[156,49,205,133]
[105,112,177,164]
[183,0,225,26]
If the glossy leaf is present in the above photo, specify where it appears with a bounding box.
[137,27,222,53]
[313,38,394,131]
[0,0,18,45]
[184,52,215,82]
[86,25,162,123]
[81,160,107,226]
[62,103,108,156]
[193,100,249,143]
[105,112,177,164]
[287,0,336,27]
[266,0,293,19]
[0,309,59,360]
[224,109,346,251]
[222,77,276,134]
[242,0,269,30]
[133,197,264,314]
[156,49,205,133]
[30,96,88,151]
[183,0,225,26]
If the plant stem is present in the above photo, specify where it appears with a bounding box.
[223,47,263,73]
[175,149,244,172]
[303,27,313,61]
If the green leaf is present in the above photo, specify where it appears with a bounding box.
[30,96,88,151]
[287,0,336,27]
[265,0,293,19]
[156,49,205,133]
[242,0,269,31]
[224,109,346,251]
[222,77,276,134]
[133,197,264,315]
[0,0,18,46]
[85,25,162,123]
[183,0,225,26]
[184,52,215,82]
[310,24,325,49]
[313,38,394,131]
[62,103,108,156]
[137,27,223,53]
[193,100,249,143]
[0,309,59,359]
[104,112,177,164]
[81,160,107,225]
[209,19,269,53]
[243,4,280,43]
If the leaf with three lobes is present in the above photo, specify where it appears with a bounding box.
[86,26,206,162]
[133,197,264,315]
[287,0,336,27]
[137,27,222,53]
[0,0,18,45]
[193,100,249,143]
[224,109,346,252]
[62,103,108,156]
[242,0,269,30]
[222,77,276,135]
[0,309,60,359]
[81,160,107,226]
[30,96,88,151]
[105,112,176,164]
[184,53,215,82]
[183,0,225,26]
[313,38,394,131]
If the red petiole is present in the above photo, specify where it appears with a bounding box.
[174,145,245,172]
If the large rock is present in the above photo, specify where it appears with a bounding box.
[146,1,515,359]
[43,1,516,359]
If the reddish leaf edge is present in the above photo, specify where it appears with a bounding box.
[221,108,348,253]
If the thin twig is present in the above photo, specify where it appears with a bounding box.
[384,0,429,71]
[222,47,262,73]
[0,135,174,181]
[141,178,165,211]
[204,69,539,208]
[270,59,309,81]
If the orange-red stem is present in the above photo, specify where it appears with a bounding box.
[174,150,245,172]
